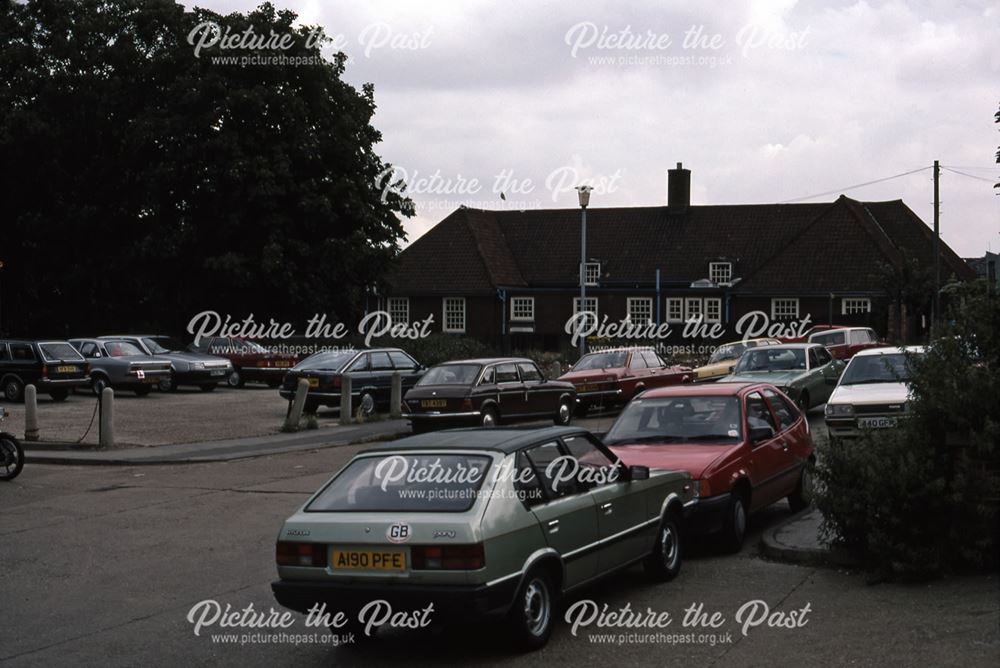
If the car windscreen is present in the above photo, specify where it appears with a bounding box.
[840,353,916,385]
[39,343,85,362]
[104,341,144,357]
[605,395,743,444]
[306,453,493,512]
[143,337,185,353]
[708,342,747,364]
[734,348,806,372]
[294,351,356,371]
[574,351,628,370]
[417,364,482,386]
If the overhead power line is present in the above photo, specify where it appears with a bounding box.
[780,166,931,203]
[940,166,997,183]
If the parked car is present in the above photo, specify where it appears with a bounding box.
[824,346,923,439]
[604,382,813,551]
[189,336,297,388]
[69,338,173,396]
[694,338,781,382]
[99,335,232,392]
[271,426,695,649]
[279,348,425,416]
[558,347,693,416]
[719,343,845,411]
[808,327,884,360]
[404,358,577,432]
[776,324,849,344]
[0,339,90,402]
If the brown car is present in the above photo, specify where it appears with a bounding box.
[190,336,297,388]
[403,358,577,432]
[559,347,693,416]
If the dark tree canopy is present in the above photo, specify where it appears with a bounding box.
[0,0,413,337]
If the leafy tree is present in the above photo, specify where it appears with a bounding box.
[0,0,412,337]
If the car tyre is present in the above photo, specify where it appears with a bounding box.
[3,377,24,403]
[227,371,244,388]
[721,489,748,553]
[0,435,25,481]
[480,405,498,428]
[508,569,555,651]
[159,377,178,392]
[553,398,573,426]
[91,375,110,396]
[49,389,69,402]
[356,392,376,419]
[787,461,814,513]
[643,512,683,582]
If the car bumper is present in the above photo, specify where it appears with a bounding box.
[576,388,622,402]
[825,415,904,439]
[35,378,90,391]
[684,492,731,535]
[271,577,518,619]
[240,367,292,381]
[174,368,229,385]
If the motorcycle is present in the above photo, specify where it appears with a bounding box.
[0,407,24,481]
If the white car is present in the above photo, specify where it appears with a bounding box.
[824,346,923,438]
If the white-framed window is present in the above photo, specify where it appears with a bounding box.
[443,297,466,333]
[705,297,722,323]
[771,298,799,319]
[573,296,598,318]
[709,262,732,284]
[684,298,702,321]
[841,298,871,315]
[666,298,683,323]
[582,262,601,286]
[626,297,653,325]
[511,296,535,321]
[387,297,409,325]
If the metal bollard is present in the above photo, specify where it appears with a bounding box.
[339,375,353,425]
[99,386,115,448]
[390,372,402,419]
[24,384,39,441]
[284,379,310,430]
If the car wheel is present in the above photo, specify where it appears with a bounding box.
[797,391,810,413]
[91,375,110,396]
[553,399,573,426]
[787,462,814,513]
[134,386,152,397]
[721,490,748,553]
[480,406,498,428]
[159,377,177,392]
[227,371,244,388]
[508,569,555,650]
[49,389,69,402]
[0,435,25,481]
[643,512,683,582]
[356,392,376,418]
[3,377,24,403]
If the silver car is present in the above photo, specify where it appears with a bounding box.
[271,426,697,649]
[99,335,232,392]
[70,338,172,396]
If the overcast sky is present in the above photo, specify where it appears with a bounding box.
[199,0,998,257]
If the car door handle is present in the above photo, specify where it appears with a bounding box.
[600,502,613,514]
[547,519,559,533]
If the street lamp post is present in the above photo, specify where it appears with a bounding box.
[575,186,592,357]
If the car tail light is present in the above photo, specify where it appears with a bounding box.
[411,544,485,570]
[41,364,48,378]
[276,541,328,567]
[332,376,342,389]
[461,398,473,410]
[700,478,712,498]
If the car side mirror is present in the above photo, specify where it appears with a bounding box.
[750,426,775,443]
[627,465,650,481]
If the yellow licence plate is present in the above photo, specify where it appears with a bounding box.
[332,549,406,571]
[274,361,291,368]
[56,365,78,373]
[308,378,319,388]
[577,383,599,392]
[421,399,447,408]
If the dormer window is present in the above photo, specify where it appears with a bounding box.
[709,262,732,284]
[583,262,601,286]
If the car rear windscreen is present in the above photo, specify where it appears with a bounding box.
[306,454,493,512]
[39,343,85,361]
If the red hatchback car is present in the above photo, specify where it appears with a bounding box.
[603,382,814,551]
[559,347,693,416]
[190,336,298,388]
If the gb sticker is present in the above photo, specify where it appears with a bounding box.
[386,522,412,544]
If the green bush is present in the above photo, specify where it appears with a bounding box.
[815,281,1000,579]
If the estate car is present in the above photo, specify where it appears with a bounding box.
[0,339,89,402]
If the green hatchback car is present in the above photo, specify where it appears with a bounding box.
[720,343,845,411]
[271,427,697,649]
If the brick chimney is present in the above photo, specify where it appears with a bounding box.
[667,162,690,210]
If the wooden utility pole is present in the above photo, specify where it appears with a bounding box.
[933,159,940,332]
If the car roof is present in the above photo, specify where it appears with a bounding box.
[853,345,924,357]
[360,426,589,455]
[753,343,819,350]
[639,382,760,398]
[438,357,532,366]
[581,347,652,354]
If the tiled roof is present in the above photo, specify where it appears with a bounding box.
[389,196,975,294]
